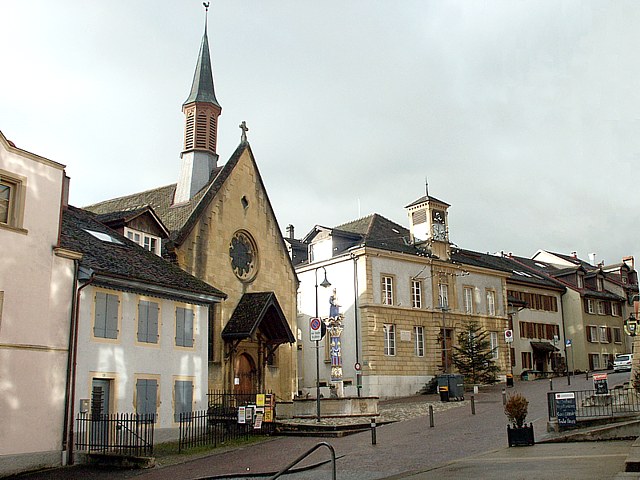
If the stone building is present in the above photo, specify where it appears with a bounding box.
[294,194,511,398]
[86,17,298,400]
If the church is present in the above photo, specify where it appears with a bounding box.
[86,13,298,401]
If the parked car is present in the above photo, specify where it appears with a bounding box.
[613,354,633,372]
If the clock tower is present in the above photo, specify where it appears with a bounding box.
[405,194,451,260]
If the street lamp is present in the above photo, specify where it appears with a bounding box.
[315,266,331,422]
[625,314,638,337]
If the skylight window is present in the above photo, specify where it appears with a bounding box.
[85,229,123,244]
[392,228,400,234]
[535,262,547,268]
[514,270,532,277]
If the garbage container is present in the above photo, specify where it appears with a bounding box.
[506,373,514,387]
[437,374,465,401]
[438,385,449,402]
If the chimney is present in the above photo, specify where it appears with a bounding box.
[623,256,635,270]
[571,251,578,258]
[286,224,295,239]
[62,174,70,208]
[589,253,597,266]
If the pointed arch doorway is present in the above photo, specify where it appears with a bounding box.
[234,353,257,394]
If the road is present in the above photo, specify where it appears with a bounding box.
[8,370,633,480]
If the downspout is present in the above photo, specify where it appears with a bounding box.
[66,268,95,465]
[61,258,79,465]
[351,253,361,397]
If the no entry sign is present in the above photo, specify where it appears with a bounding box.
[310,317,322,341]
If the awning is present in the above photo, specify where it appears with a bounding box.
[530,341,559,353]
[222,292,295,345]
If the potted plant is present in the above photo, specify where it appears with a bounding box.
[505,393,534,446]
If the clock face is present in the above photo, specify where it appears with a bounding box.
[432,209,445,224]
[432,223,447,241]
[229,231,258,282]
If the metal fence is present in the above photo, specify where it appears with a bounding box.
[75,413,154,456]
[178,391,276,452]
[547,387,640,421]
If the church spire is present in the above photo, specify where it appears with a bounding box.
[175,3,223,204]
[183,3,220,108]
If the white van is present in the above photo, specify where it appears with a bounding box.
[613,353,633,372]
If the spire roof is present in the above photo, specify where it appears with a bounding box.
[183,23,220,108]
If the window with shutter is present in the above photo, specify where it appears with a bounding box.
[138,301,159,343]
[136,379,158,419]
[176,307,194,347]
[174,380,193,422]
[94,291,119,339]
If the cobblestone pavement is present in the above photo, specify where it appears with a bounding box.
[7,372,634,480]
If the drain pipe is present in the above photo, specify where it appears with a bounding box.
[61,258,79,465]
[66,267,95,465]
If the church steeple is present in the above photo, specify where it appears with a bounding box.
[175,3,222,204]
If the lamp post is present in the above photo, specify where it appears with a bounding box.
[315,266,331,422]
[439,298,450,373]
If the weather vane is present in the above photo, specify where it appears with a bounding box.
[203,2,210,12]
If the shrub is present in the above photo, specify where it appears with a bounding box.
[504,393,529,428]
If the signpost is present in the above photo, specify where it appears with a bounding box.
[504,329,513,343]
[310,317,322,341]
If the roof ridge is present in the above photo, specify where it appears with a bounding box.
[84,183,176,210]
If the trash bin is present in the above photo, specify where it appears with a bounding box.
[437,374,465,401]
[438,385,449,402]
[506,373,514,387]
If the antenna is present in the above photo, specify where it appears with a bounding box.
[425,177,429,198]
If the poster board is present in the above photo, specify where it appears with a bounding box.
[555,392,577,427]
[593,373,608,395]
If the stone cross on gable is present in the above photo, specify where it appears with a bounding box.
[239,121,249,142]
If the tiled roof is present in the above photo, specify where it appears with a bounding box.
[222,292,295,343]
[84,143,247,244]
[335,214,423,256]
[405,195,450,208]
[60,206,226,302]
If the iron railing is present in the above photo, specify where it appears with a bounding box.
[547,387,640,421]
[179,391,276,452]
[75,412,154,456]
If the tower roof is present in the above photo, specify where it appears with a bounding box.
[183,24,220,108]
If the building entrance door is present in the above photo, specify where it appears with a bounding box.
[234,353,257,394]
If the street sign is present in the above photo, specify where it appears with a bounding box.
[504,329,513,343]
[310,317,322,341]
[565,339,572,347]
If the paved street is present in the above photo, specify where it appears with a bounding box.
[7,371,634,480]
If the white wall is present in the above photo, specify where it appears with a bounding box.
[74,286,209,439]
[0,137,73,475]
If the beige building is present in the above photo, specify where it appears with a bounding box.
[0,131,77,475]
[294,195,511,398]
[86,22,298,400]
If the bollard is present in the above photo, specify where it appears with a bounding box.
[471,395,476,415]
[585,370,589,380]
[502,389,507,405]
[371,417,377,445]
[429,405,434,428]
[549,378,553,391]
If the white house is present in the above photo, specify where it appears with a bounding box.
[59,206,226,456]
[0,131,77,476]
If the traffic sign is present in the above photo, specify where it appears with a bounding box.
[310,317,322,341]
[504,329,513,343]
[565,339,572,347]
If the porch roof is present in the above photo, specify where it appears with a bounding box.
[222,292,295,345]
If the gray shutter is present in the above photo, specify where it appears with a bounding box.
[137,301,149,343]
[105,294,119,339]
[176,308,185,346]
[94,292,107,337]
[174,380,193,422]
[137,379,157,418]
[184,309,194,347]
[150,303,159,343]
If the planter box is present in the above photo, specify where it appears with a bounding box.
[507,424,534,447]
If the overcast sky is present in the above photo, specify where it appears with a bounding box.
[2,1,638,266]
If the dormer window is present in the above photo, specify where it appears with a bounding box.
[124,227,161,256]
[577,274,584,289]
[308,239,332,263]
[597,277,604,291]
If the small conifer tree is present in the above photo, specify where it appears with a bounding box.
[451,320,500,384]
